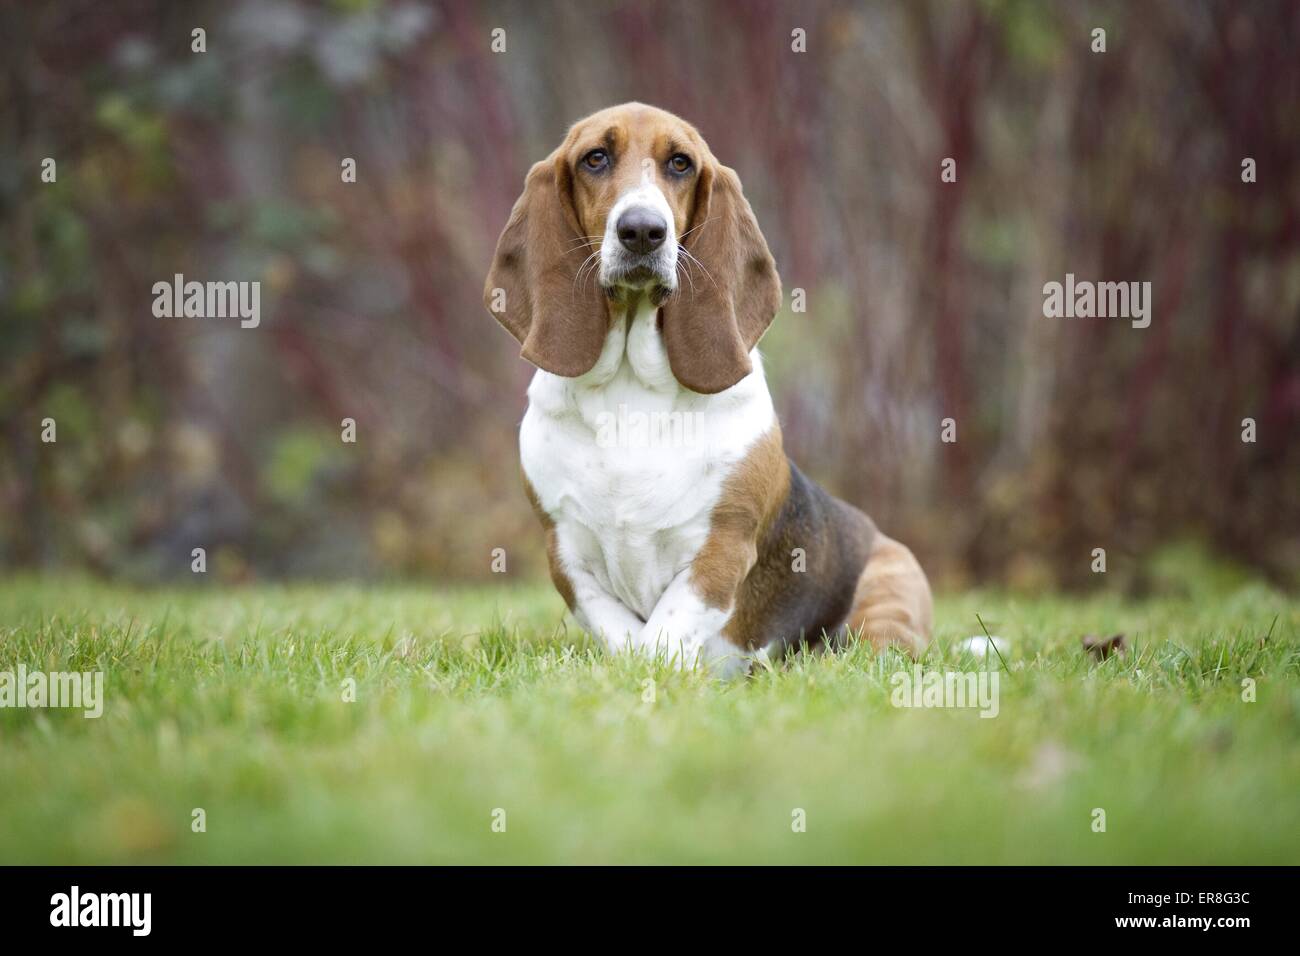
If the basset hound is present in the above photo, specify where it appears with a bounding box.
[484,103,932,676]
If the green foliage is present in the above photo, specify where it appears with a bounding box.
[986,0,1064,69]
[95,94,167,155]
[1146,539,1262,598]
[264,428,339,504]
[249,199,338,251]
[43,384,95,442]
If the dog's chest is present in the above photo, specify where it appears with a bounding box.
[519,305,774,620]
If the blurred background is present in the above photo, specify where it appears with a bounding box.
[2,0,1298,592]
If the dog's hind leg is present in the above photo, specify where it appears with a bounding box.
[845,533,933,655]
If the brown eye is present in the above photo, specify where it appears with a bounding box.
[582,149,609,171]
[668,154,692,174]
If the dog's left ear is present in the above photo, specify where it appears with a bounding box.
[660,163,782,394]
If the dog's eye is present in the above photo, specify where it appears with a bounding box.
[582,149,609,171]
[668,154,692,174]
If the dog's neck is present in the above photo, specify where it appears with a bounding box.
[527,295,770,437]
[542,296,681,399]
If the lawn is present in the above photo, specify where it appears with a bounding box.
[1,574,1297,864]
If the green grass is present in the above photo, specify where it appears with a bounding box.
[1,575,1298,864]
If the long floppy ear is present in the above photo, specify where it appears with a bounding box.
[483,151,609,377]
[660,163,782,394]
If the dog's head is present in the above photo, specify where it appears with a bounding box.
[484,102,781,394]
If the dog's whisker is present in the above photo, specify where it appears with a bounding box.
[574,248,604,295]
[675,256,697,295]
[677,246,718,291]
[676,217,715,244]
[570,250,602,300]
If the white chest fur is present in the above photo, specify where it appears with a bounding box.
[520,300,776,625]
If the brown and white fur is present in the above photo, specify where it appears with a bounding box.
[485,103,931,676]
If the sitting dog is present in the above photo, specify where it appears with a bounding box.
[484,103,932,675]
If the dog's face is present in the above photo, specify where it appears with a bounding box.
[559,103,706,301]
[484,102,782,395]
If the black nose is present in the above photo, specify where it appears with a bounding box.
[616,208,668,254]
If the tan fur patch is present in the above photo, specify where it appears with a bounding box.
[846,533,933,655]
[523,474,576,612]
[689,426,789,627]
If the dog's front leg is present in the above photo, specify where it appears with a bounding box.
[534,518,645,652]
[563,565,647,654]
[634,570,750,676]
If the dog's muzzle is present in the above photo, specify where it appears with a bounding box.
[600,190,678,299]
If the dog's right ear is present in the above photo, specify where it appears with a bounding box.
[483,151,610,377]
[660,163,782,395]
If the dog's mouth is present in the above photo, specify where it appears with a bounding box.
[601,256,676,305]
[610,262,663,287]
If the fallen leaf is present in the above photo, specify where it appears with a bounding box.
[1082,633,1126,660]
